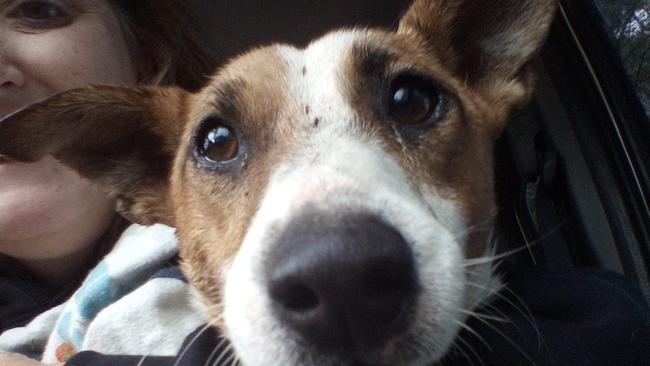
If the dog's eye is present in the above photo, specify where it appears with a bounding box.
[388,74,443,126]
[196,120,239,163]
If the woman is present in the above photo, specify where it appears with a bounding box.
[0,1,217,365]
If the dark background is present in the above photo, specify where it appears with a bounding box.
[192,0,409,65]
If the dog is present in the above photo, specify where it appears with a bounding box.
[0,0,558,364]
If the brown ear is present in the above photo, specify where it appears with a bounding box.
[0,85,190,226]
[399,0,557,94]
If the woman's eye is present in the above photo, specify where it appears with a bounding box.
[388,74,444,126]
[196,120,240,164]
[8,1,71,29]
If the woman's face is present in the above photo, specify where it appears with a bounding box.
[0,0,136,265]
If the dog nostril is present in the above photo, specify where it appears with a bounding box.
[266,211,419,351]
[281,284,320,312]
[269,275,322,314]
[362,261,411,298]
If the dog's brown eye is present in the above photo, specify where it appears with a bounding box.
[199,124,239,163]
[388,74,442,126]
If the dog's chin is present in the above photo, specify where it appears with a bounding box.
[218,261,494,366]
[220,333,450,366]
[221,301,463,366]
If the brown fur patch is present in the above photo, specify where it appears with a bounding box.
[339,32,490,257]
[170,47,296,315]
[398,0,558,84]
[338,0,557,258]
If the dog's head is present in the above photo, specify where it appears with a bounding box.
[0,0,557,364]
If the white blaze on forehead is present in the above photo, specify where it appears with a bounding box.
[276,30,368,130]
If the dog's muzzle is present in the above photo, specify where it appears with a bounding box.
[264,209,420,355]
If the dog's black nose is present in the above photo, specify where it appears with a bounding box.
[265,211,419,351]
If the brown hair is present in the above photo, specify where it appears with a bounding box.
[96,1,218,250]
[109,0,217,92]
[92,1,218,260]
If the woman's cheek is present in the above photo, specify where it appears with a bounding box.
[15,19,136,91]
[0,158,115,259]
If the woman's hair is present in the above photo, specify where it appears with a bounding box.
[109,0,217,92]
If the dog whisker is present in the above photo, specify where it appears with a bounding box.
[461,282,543,356]
[496,285,545,348]
[230,353,239,366]
[206,312,225,323]
[461,245,531,267]
[172,323,215,366]
[450,331,484,366]
[136,354,149,366]
[465,273,503,308]
[210,342,236,366]
[202,338,226,366]
[447,339,475,366]
[202,343,222,366]
[458,303,536,355]
[463,219,569,267]
[232,353,242,366]
[465,281,541,340]
[461,308,536,365]
[476,300,513,320]
[452,318,493,353]
[213,345,237,366]
[471,302,526,338]
[457,308,509,324]
[449,220,495,241]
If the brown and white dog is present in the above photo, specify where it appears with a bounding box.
[0,0,558,365]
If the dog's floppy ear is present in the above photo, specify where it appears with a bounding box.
[398,0,557,108]
[0,85,190,226]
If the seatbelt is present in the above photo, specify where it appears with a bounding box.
[507,110,574,270]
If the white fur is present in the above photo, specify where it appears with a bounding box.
[220,31,496,366]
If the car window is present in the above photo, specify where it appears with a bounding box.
[595,0,650,119]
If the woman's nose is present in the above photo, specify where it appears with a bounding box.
[0,62,25,88]
[0,43,26,88]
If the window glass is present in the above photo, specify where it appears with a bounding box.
[595,0,650,119]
